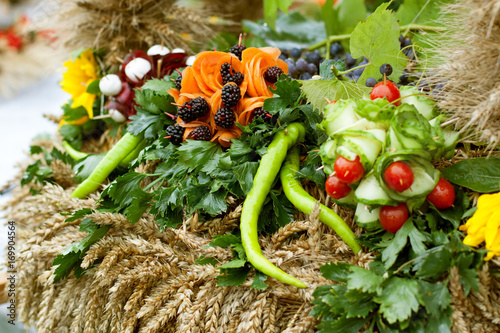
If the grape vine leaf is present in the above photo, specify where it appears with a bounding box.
[263,0,294,30]
[300,78,370,112]
[350,2,407,85]
[396,0,452,26]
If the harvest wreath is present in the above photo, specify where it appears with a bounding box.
[4,0,500,332]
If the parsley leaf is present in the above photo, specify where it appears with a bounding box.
[374,277,422,324]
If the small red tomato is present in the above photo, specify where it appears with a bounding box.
[370,81,401,106]
[334,155,364,184]
[379,203,409,233]
[325,174,351,200]
[426,177,455,209]
[383,161,414,192]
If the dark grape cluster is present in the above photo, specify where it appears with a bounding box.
[175,74,182,90]
[280,48,321,80]
[250,107,272,123]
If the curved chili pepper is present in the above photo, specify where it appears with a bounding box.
[240,122,307,288]
[71,133,144,198]
[281,147,362,253]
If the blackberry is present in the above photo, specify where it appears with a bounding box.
[190,125,212,141]
[250,107,271,123]
[166,125,185,145]
[232,72,244,86]
[220,62,232,82]
[264,66,284,84]
[177,103,197,122]
[220,62,244,86]
[221,84,241,107]
[214,108,236,128]
[190,97,209,118]
[175,74,182,90]
[229,44,246,60]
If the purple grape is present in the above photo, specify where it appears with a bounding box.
[290,48,301,59]
[307,63,318,75]
[300,72,312,80]
[296,58,308,72]
[330,43,342,56]
[366,77,377,87]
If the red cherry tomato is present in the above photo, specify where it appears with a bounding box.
[334,155,364,184]
[383,161,414,192]
[426,177,455,209]
[379,203,409,233]
[325,174,351,200]
[370,81,401,106]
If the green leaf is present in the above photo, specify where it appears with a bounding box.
[195,255,219,266]
[73,153,106,183]
[350,2,406,85]
[64,208,94,223]
[320,262,351,282]
[441,157,500,193]
[104,172,149,207]
[374,277,422,324]
[193,187,228,216]
[457,253,480,296]
[86,79,100,94]
[217,266,250,287]
[62,104,88,122]
[177,140,222,173]
[317,315,369,333]
[419,280,451,315]
[142,79,174,96]
[210,234,241,249]
[301,77,370,112]
[347,266,384,295]
[336,0,368,36]
[321,0,337,37]
[413,246,452,279]
[396,0,451,26]
[270,191,295,228]
[243,12,327,50]
[233,162,259,195]
[219,259,247,269]
[128,111,166,140]
[250,271,269,290]
[267,76,302,110]
[381,218,414,269]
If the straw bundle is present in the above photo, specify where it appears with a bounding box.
[432,0,500,148]
[45,0,243,66]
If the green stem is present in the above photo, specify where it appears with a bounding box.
[337,62,371,76]
[143,175,166,192]
[308,24,445,51]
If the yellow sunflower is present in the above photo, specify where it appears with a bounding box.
[460,192,500,260]
[60,49,98,119]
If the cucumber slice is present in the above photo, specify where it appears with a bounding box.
[320,100,360,136]
[399,86,436,120]
[355,172,396,206]
[398,166,439,198]
[333,190,357,209]
[340,131,384,169]
[355,203,381,230]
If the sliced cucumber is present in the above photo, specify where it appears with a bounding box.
[333,190,357,209]
[399,86,436,120]
[340,131,384,169]
[398,166,439,198]
[355,203,381,230]
[320,100,360,137]
[355,172,396,206]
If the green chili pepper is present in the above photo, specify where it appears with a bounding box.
[71,133,144,198]
[62,141,88,161]
[240,122,307,288]
[281,147,362,253]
